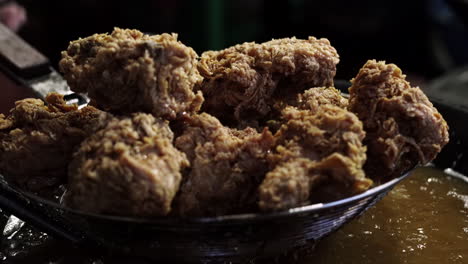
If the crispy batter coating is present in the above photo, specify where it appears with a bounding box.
[173,113,274,216]
[197,37,339,127]
[67,113,189,217]
[1,27,452,217]
[59,28,204,120]
[296,87,348,111]
[0,93,111,191]
[348,60,449,182]
[267,86,349,137]
[259,106,372,211]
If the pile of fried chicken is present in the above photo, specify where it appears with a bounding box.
[0,28,449,217]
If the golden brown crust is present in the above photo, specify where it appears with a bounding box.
[173,113,274,216]
[265,86,349,133]
[259,105,372,211]
[348,60,449,182]
[59,28,204,120]
[0,93,112,191]
[296,87,348,111]
[1,30,450,217]
[67,113,189,216]
[197,37,339,127]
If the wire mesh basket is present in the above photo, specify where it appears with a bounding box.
[0,169,412,263]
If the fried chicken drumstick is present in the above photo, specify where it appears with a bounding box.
[60,28,204,120]
[0,93,112,191]
[198,37,339,127]
[348,60,449,182]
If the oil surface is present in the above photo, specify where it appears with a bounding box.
[1,167,467,263]
[307,166,468,264]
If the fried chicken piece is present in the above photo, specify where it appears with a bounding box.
[267,86,348,137]
[259,106,372,211]
[173,113,274,216]
[258,158,312,211]
[296,87,348,111]
[67,113,189,217]
[59,28,204,120]
[197,37,339,127]
[348,60,449,182]
[0,93,112,191]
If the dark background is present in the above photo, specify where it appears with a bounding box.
[2,1,468,263]
[13,0,468,83]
